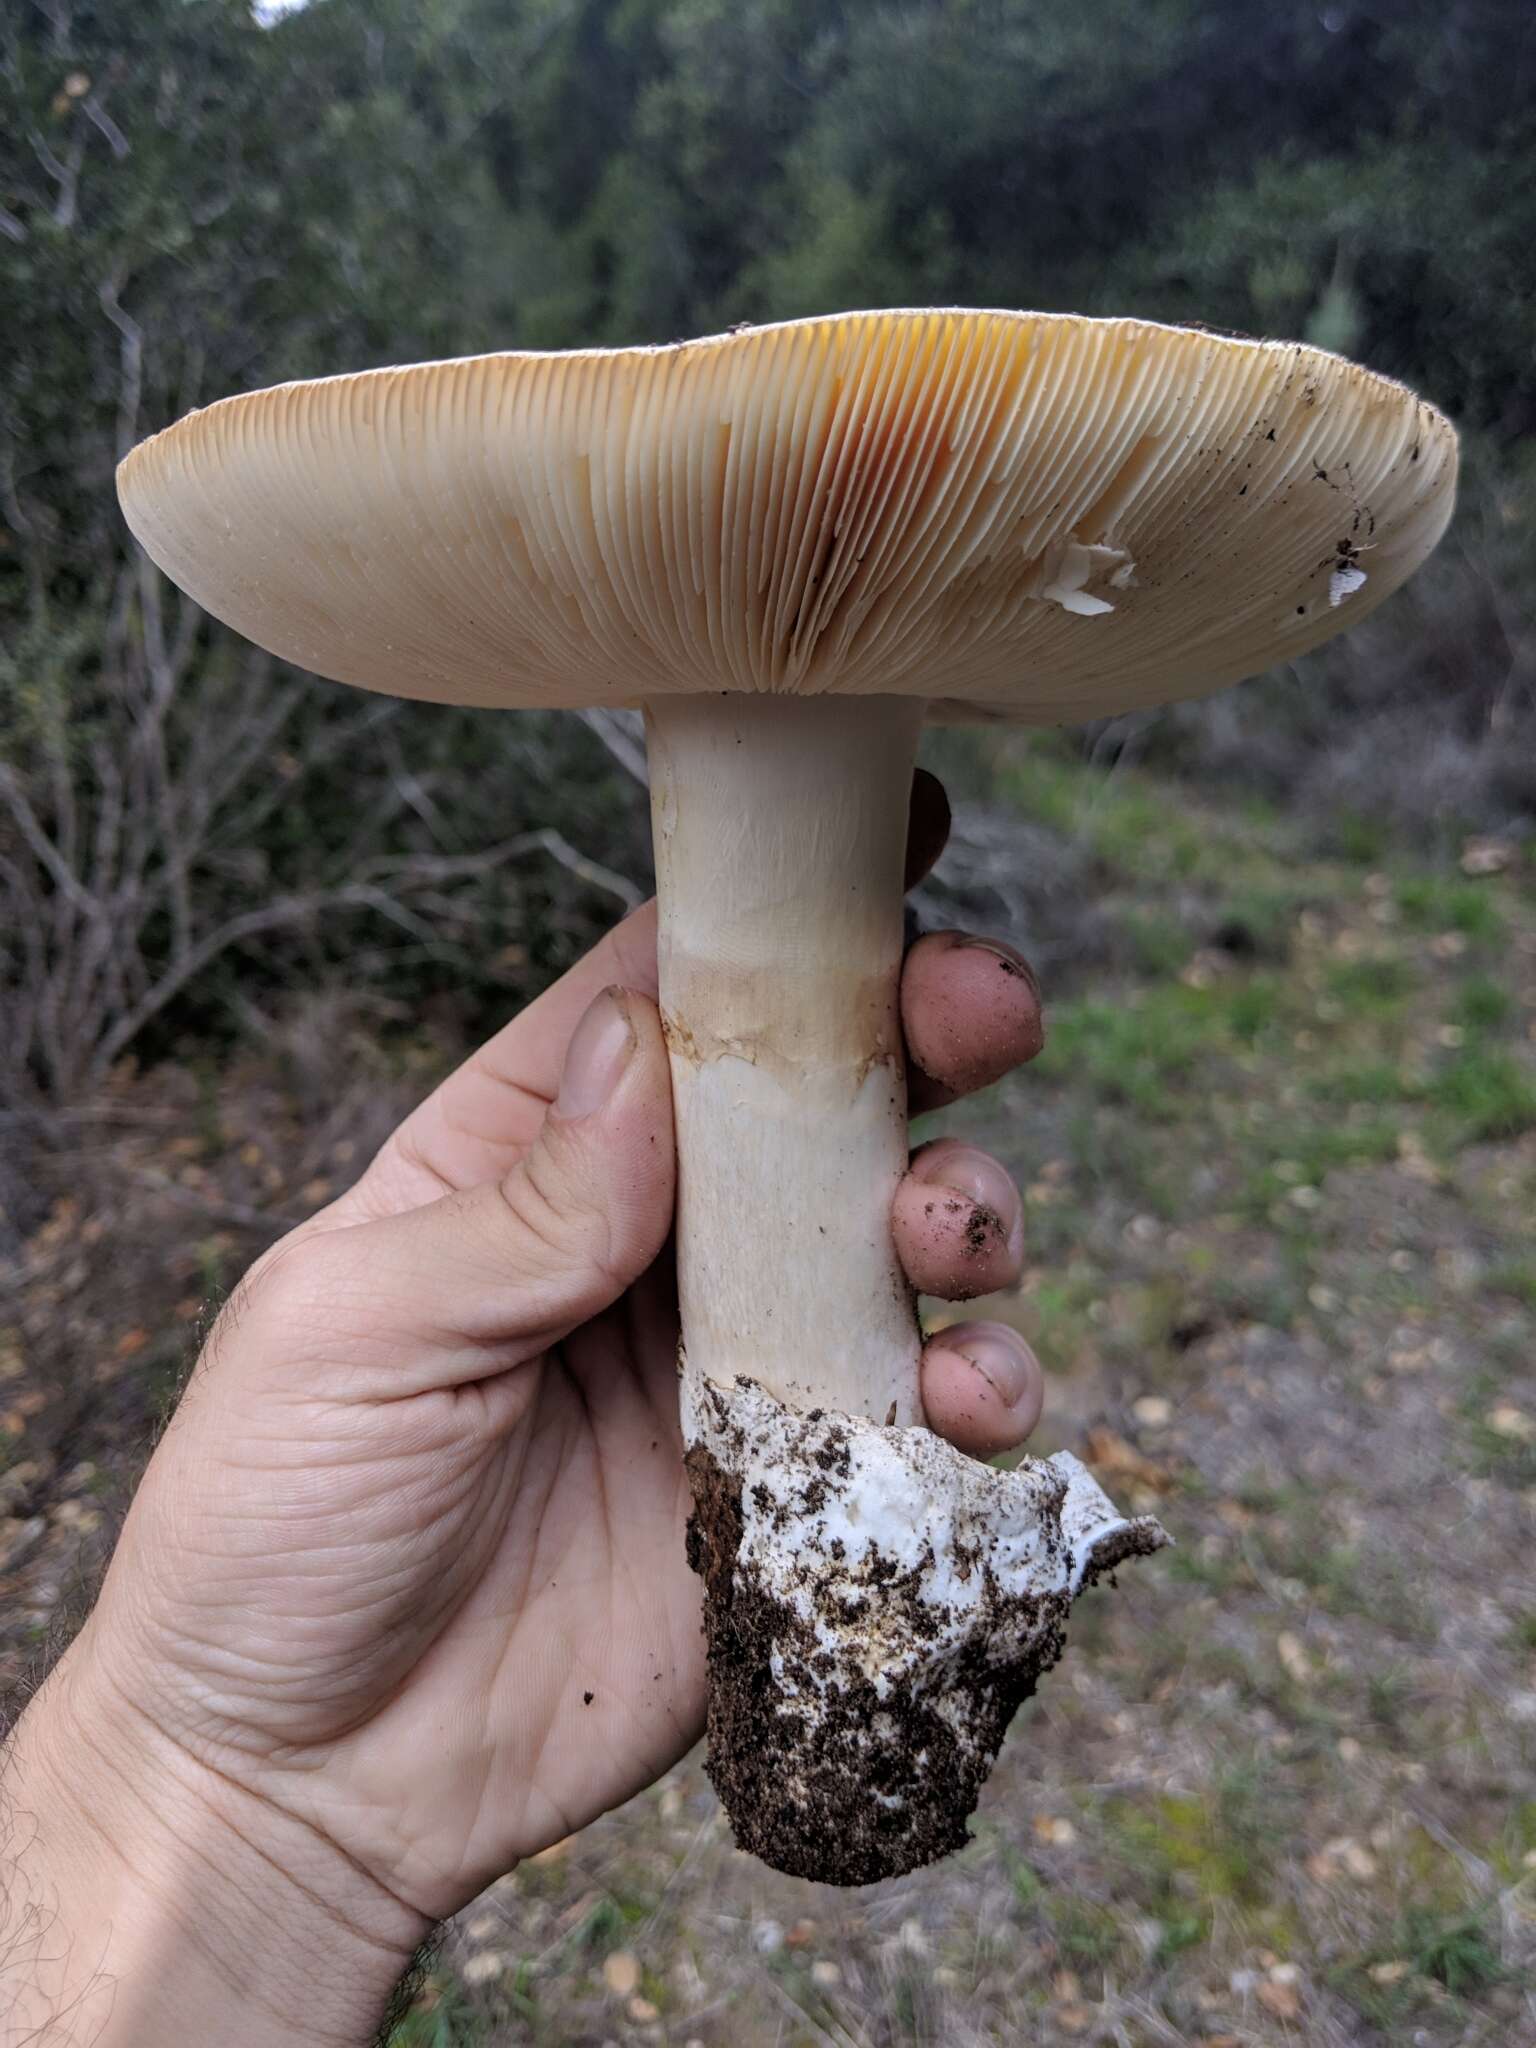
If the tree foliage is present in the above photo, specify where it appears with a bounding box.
[1,0,1533,1101]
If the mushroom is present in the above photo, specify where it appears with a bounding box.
[117,309,1457,1884]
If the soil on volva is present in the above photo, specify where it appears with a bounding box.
[684,1427,1165,1889]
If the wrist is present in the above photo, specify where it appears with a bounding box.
[2,1634,429,2047]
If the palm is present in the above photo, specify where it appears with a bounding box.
[309,1279,704,1916]
[121,1247,701,1921]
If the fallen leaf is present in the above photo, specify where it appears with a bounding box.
[627,1995,660,2022]
[1369,1960,1410,1986]
[1034,1815,1078,1846]
[464,1914,499,1943]
[1257,1978,1302,2020]
[52,1499,101,1533]
[786,1918,817,1949]
[602,1950,640,1998]
[1082,1428,1175,1491]
[0,1516,47,1572]
[1276,1631,1313,1683]
[114,1328,149,1358]
[810,1960,842,1987]
[1131,1395,1172,1428]
[1487,1405,1534,1442]
[462,1952,508,1985]
[1055,2004,1094,2036]
[1460,836,1514,876]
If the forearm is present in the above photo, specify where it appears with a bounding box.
[1,1641,427,2048]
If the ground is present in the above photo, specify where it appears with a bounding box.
[3,738,1535,2045]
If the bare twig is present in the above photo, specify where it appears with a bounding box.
[578,706,650,785]
[362,828,644,911]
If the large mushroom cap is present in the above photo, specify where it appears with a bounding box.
[117,308,1456,725]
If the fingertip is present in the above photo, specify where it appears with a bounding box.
[920,1323,1045,1457]
[893,1142,1024,1299]
[904,768,953,889]
[902,930,1045,1106]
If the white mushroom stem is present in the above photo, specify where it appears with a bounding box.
[646,691,926,1428]
[645,689,1168,1885]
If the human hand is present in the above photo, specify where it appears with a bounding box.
[5,774,1050,2044]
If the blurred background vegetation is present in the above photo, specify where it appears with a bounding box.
[4,6,1536,2044]
[3,0,1533,1122]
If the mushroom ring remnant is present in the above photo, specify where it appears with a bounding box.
[117,309,1457,1883]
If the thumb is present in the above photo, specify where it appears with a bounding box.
[337,988,676,1386]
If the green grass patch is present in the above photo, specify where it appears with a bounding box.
[1400,1904,1507,1996]
[1461,1408,1536,1489]
[1427,1047,1536,1140]
[1455,974,1516,1033]
[1251,1116,1405,1185]
[1395,877,1506,943]
[1103,1760,1285,1933]
[1306,1057,1417,1107]
[1322,953,1417,1015]
[1039,978,1285,1116]
[1046,1895,1127,1973]
[1163,1540,1249,1593]
[1366,1663,1420,1739]
[1008,1262,1104,1374]
[993,745,1287,890]
[1328,809,1394,865]
[1119,906,1196,977]
[1492,1801,1536,1881]
[1487,1259,1536,1309]
[386,1974,486,2048]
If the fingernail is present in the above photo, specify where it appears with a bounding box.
[918,1145,1022,1239]
[554,989,634,1119]
[955,934,1042,1002]
[950,1327,1035,1409]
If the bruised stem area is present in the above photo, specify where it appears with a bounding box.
[646,693,1168,1883]
[646,691,925,1426]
